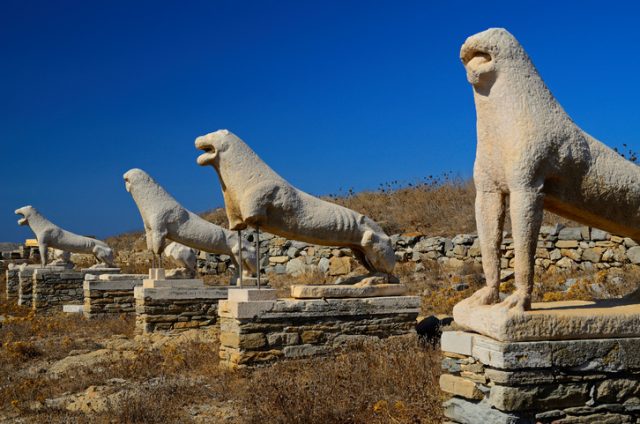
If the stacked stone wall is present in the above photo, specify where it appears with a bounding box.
[218,295,420,368]
[83,275,145,318]
[5,268,19,300]
[18,268,35,306]
[134,286,227,334]
[32,269,85,312]
[441,331,640,423]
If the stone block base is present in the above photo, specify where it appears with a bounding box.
[218,291,420,368]
[453,297,640,342]
[33,269,87,312]
[83,273,146,318]
[133,279,229,334]
[441,330,640,423]
[6,268,19,300]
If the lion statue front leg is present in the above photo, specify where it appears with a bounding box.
[498,190,544,313]
[467,190,505,306]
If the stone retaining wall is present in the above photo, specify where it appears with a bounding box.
[114,225,640,279]
[218,290,420,368]
[5,268,19,300]
[133,285,228,334]
[83,274,146,318]
[32,269,87,312]
[440,330,640,423]
[18,267,36,306]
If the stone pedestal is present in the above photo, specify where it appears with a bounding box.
[6,268,19,300]
[18,265,48,306]
[133,270,229,334]
[442,300,640,423]
[218,289,420,368]
[83,273,146,318]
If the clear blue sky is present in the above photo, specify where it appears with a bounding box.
[2,1,639,242]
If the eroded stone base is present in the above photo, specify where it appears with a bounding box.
[453,297,640,342]
[133,279,229,334]
[83,274,146,318]
[218,291,420,368]
[32,268,120,313]
[6,268,19,300]
[290,283,407,299]
[441,330,640,423]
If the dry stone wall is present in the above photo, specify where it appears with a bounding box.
[441,330,640,423]
[217,225,640,278]
[134,286,228,334]
[83,274,146,318]
[218,294,420,368]
[5,268,19,300]
[111,225,639,279]
[32,269,85,312]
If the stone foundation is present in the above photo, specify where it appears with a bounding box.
[218,288,420,368]
[15,267,120,312]
[5,268,19,300]
[134,275,228,334]
[83,273,146,318]
[18,266,39,306]
[440,330,640,423]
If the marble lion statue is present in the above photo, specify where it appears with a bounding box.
[123,168,257,277]
[15,206,115,268]
[459,28,640,313]
[163,241,197,277]
[195,129,396,282]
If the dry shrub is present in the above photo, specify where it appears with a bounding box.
[237,336,443,424]
[327,175,475,236]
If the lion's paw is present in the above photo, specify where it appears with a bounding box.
[497,292,530,314]
[466,286,499,306]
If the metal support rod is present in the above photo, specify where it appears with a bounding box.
[255,226,261,289]
[237,230,243,287]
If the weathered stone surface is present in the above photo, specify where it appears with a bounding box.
[290,284,406,299]
[443,398,526,424]
[196,130,396,281]
[490,383,590,411]
[123,168,257,277]
[440,374,484,400]
[453,298,640,342]
[627,246,640,264]
[461,28,640,314]
[15,206,114,268]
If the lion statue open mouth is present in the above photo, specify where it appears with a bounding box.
[15,205,115,268]
[195,129,397,282]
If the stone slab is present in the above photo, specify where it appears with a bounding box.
[142,278,205,289]
[290,284,407,299]
[81,268,121,274]
[228,288,278,302]
[453,298,640,342]
[443,398,528,424]
[134,286,229,300]
[441,331,474,356]
[83,279,144,291]
[219,295,420,320]
[98,273,146,281]
[62,304,84,313]
[441,330,640,371]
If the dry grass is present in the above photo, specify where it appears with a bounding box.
[0,271,442,424]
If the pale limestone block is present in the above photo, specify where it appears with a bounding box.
[443,397,524,424]
[454,298,640,342]
[441,331,474,356]
[290,284,406,299]
[439,374,483,400]
[15,206,114,268]
[227,288,278,302]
